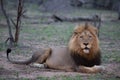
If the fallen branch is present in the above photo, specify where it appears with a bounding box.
[51,14,101,22]
[52,14,63,22]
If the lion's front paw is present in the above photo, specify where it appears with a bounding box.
[93,65,105,72]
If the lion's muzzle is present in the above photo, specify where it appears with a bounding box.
[83,47,90,54]
[81,43,91,54]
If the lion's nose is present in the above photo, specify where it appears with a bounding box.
[84,43,88,46]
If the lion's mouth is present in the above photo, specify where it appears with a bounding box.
[83,47,90,54]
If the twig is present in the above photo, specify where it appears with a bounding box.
[10,18,16,27]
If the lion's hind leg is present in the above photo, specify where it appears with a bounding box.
[36,48,52,63]
[31,48,52,68]
[77,65,105,73]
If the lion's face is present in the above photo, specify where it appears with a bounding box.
[78,30,94,54]
[69,23,99,57]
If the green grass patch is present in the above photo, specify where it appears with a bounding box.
[20,22,75,45]
[36,74,120,80]
[61,75,82,80]
[0,78,29,80]
[37,76,56,80]
[0,43,7,51]
[19,78,29,80]
[100,21,120,40]
[102,50,120,63]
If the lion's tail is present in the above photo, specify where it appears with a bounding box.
[6,48,35,65]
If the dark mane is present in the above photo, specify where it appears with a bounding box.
[71,51,101,67]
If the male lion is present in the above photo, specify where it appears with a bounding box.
[7,23,104,73]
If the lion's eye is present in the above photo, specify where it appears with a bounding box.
[89,36,92,38]
[80,36,83,38]
[74,32,78,35]
[89,36,92,39]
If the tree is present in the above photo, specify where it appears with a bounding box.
[0,0,24,47]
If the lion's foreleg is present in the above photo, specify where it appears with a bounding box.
[77,65,105,73]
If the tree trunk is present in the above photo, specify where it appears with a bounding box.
[14,0,23,43]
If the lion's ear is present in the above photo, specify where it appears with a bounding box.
[85,22,89,29]
[94,28,98,36]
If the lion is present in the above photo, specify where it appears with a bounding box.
[6,23,104,73]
